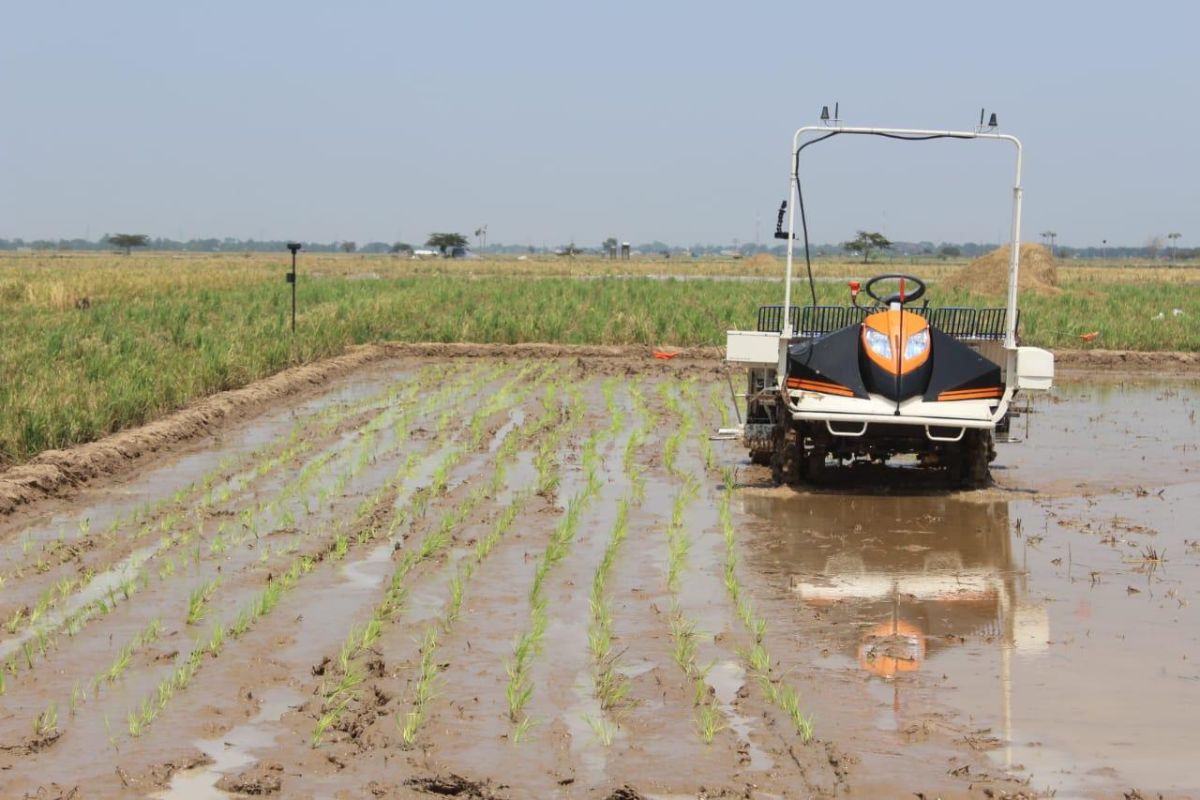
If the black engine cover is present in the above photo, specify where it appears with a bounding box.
[786,325,869,399]
[786,324,1001,402]
[922,328,1003,401]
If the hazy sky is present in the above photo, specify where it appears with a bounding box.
[2,1,1195,248]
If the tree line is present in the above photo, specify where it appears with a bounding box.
[0,233,1192,261]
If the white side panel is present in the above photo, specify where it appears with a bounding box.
[726,331,779,365]
[1015,346,1054,391]
[789,392,996,423]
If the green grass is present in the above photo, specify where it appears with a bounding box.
[2,252,1196,466]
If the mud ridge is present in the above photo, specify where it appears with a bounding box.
[1053,347,1200,373]
[0,343,400,516]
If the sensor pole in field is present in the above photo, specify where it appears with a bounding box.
[286,242,301,333]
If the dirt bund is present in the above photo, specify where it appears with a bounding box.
[0,344,395,516]
[0,341,1194,517]
[946,242,1059,295]
[1054,347,1200,373]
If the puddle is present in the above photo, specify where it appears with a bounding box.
[564,669,612,786]
[708,659,772,771]
[155,686,301,799]
[1002,379,1200,492]
[739,378,1200,796]
[340,543,393,590]
[0,543,156,662]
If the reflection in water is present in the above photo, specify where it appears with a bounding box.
[742,493,1047,766]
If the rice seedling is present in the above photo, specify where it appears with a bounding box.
[311,698,349,747]
[106,645,133,683]
[208,622,225,657]
[512,715,536,743]
[585,713,617,746]
[185,578,220,625]
[399,626,440,748]
[34,702,58,738]
[696,701,725,744]
[710,383,732,429]
[331,532,349,560]
[70,680,85,714]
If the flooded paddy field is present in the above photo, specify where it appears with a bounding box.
[0,358,1196,799]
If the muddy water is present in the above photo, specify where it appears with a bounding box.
[738,379,1200,797]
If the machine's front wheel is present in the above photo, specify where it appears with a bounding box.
[956,430,994,488]
[771,424,801,486]
[804,446,827,483]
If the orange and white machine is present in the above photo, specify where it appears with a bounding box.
[726,112,1054,486]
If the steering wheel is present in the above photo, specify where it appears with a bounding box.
[864,273,927,306]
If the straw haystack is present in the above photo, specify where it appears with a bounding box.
[945,243,1059,295]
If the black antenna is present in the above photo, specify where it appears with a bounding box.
[820,106,830,121]
[834,101,839,121]
[980,108,985,128]
[988,112,998,128]
[774,201,790,239]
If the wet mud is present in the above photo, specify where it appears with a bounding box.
[0,358,1196,799]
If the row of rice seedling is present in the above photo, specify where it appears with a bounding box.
[0,384,416,684]
[26,369,493,743]
[310,372,559,746]
[123,421,460,743]
[576,385,654,745]
[505,388,612,741]
[661,479,725,743]
[0,366,440,666]
[306,372,541,743]
[0,365,432,585]
[716,468,813,743]
[678,389,814,744]
[398,470,535,747]
[654,381,729,744]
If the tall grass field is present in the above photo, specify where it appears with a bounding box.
[1,251,1197,465]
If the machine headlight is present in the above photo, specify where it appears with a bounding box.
[864,327,891,359]
[903,329,930,361]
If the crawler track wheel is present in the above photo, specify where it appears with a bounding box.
[804,447,827,483]
[749,449,773,466]
[956,429,994,489]
[771,423,801,486]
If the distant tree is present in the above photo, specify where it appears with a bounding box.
[1168,232,1183,264]
[390,242,413,255]
[340,241,357,253]
[106,233,150,255]
[558,243,579,258]
[842,231,892,263]
[938,244,962,259]
[601,237,618,256]
[426,232,468,256]
[1146,235,1164,261]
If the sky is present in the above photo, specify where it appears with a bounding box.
[1,1,1195,249]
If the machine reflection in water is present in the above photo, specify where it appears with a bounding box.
[742,492,1047,766]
